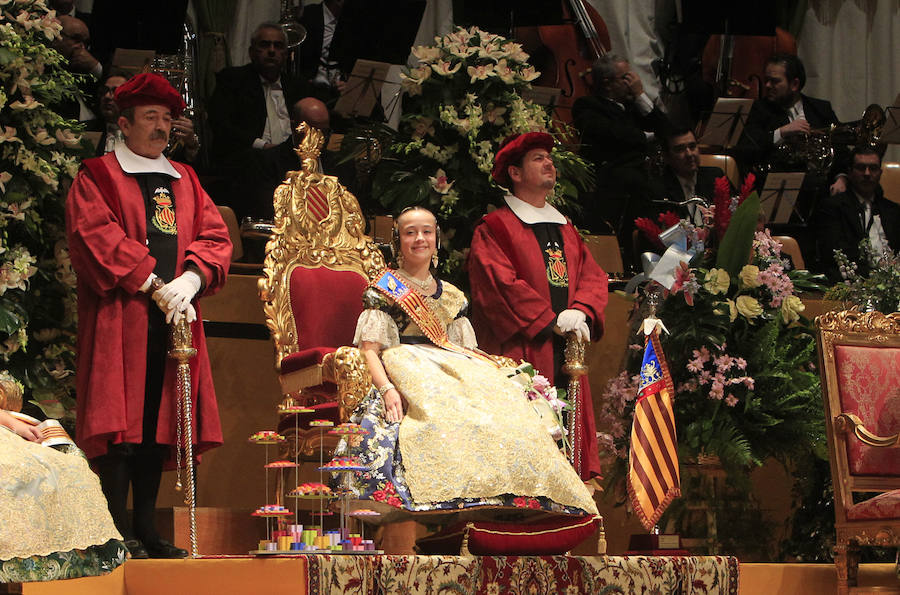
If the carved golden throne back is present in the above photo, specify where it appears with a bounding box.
[258,123,385,456]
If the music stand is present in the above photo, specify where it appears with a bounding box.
[880,96,900,144]
[111,49,156,76]
[334,60,392,119]
[522,85,563,111]
[698,97,753,148]
[760,172,805,225]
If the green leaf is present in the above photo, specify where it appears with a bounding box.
[715,192,761,277]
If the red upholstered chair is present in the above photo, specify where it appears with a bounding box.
[258,123,386,458]
[816,309,900,594]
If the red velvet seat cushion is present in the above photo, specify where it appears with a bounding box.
[415,515,599,556]
[290,266,368,351]
[834,345,900,476]
[846,489,900,521]
[280,346,336,374]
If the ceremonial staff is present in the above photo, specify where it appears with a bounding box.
[169,318,199,558]
[563,331,588,473]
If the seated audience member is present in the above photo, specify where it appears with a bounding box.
[815,146,900,282]
[208,23,318,221]
[337,206,598,519]
[572,53,670,268]
[52,15,102,121]
[653,126,726,225]
[468,132,608,481]
[0,404,126,579]
[84,69,129,155]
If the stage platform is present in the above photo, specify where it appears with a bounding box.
[12,555,900,594]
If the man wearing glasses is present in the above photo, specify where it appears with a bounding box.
[816,146,899,282]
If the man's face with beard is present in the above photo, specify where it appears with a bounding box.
[119,104,172,158]
[763,62,800,108]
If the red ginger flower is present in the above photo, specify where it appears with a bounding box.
[635,217,664,250]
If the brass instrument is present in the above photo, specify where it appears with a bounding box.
[279,0,307,49]
[765,104,886,175]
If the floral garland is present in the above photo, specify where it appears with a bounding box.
[0,0,89,424]
[354,26,593,283]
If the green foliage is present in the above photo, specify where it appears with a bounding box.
[0,2,89,423]
[715,191,760,278]
[825,240,900,313]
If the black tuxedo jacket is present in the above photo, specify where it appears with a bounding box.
[656,165,726,204]
[208,64,316,164]
[572,95,670,174]
[815,188,900,282]
[736,94,839,170]
[298,3,326,82]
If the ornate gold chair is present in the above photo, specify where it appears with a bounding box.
[258,123,386,458]
[816,309,900,594]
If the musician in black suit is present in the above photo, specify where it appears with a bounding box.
[653,127,727,225]
[572,53,670,269]
[298,0,344,93]
[815,146,900,283]
[737,53,840,172]
[208,23,318,221]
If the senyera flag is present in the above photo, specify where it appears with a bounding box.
[627,327,681,531]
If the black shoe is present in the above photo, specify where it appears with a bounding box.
[144,538,188,559]
[125,538,149,559]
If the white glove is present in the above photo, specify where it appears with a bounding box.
[152,271,201,313]
[556,308,590,343]
[167,302,197,326]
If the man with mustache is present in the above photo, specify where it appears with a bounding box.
[66,73,232,559]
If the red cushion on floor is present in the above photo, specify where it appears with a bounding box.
[846,489,900,521]
[415,515,600,556]
[280,346,336,374]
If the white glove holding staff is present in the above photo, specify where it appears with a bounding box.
[151,271,201,325]
[555,308,590,343]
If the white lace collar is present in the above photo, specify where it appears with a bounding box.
[114,143,181,178]
[504,194,567,225]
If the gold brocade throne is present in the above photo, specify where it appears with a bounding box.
[816,309,900,594]
[258,123,386,458]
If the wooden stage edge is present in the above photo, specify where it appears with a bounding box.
[16,559,899,595]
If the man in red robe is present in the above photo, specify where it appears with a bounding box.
[468,132,608,481]
[66,73,232,558]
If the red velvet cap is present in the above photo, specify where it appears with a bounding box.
[491,131,554,186]
[114,72,186,117]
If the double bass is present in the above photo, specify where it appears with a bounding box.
[701,27,797,99]
[516,0,611,127]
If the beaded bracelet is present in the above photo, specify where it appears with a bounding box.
[376,382,396,397]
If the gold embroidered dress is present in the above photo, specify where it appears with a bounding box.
[0,426,125,582]
[343,275,598,517]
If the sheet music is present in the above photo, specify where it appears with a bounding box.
[699,98,754,148]
[334,59,391,118]
[760,172,805,224]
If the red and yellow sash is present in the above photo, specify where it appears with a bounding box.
[371,269,500,367]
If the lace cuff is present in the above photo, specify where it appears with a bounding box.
[353,309,400,349]
[448,316,478,350]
